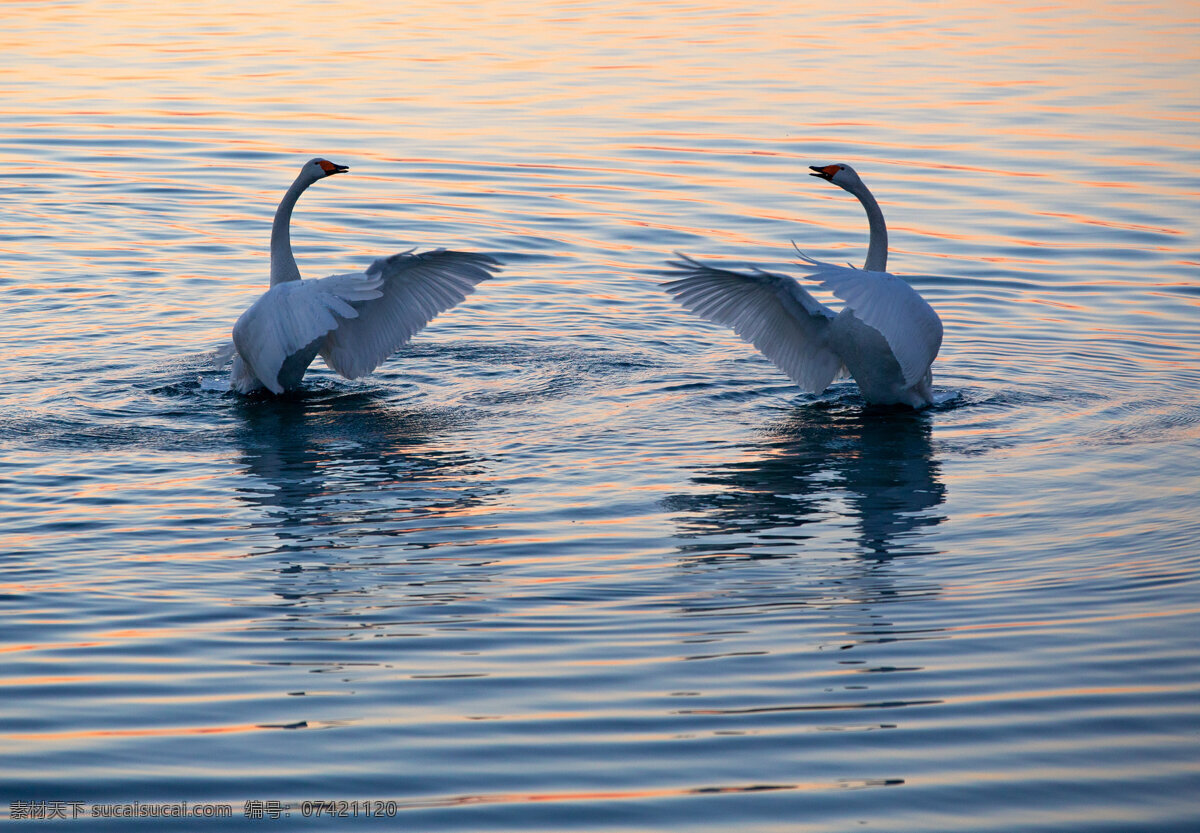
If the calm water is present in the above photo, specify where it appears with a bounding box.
[2,1,1199,829]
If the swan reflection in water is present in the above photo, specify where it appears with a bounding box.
[665,405,946,560]
[225,391,506,665]
[230,390,501,551]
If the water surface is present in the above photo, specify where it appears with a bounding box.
[2,1,1199,830]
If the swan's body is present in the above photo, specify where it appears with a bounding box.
[224,158,499,394]
[664,163,942,408]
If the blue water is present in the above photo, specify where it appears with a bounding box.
[2,1,1199,830]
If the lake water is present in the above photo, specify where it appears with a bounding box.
[2,1,1198,829]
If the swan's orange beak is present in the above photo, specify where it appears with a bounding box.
[809,164,840,180]
[318,160,350,175]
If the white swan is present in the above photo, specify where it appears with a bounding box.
[663,163,942,408]
[223,158,500,394]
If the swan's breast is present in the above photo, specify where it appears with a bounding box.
[829,309,931,407]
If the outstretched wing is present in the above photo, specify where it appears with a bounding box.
[801,255,942,387]
[662,254,844,393]
[318,249,500,380]
[232,271,384,394]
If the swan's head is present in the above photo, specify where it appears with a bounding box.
[809,163,865,194]
[302,157,350,182]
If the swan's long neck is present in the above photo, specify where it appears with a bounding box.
[269,174,314,286]
[850,181,889,272]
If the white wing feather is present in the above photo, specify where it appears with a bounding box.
[231,271,384,393]
[318,249,500,380]
[800,255,942,387]
[662,255,844,393]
